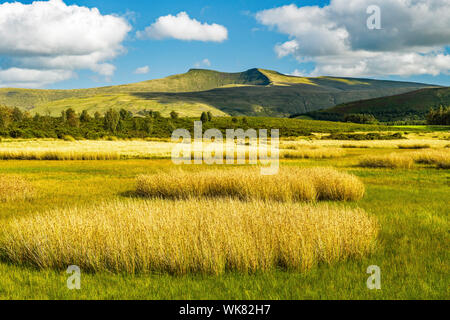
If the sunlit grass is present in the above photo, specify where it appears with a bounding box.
[358,153,414,169]
[136,167,365,202]
[0,199,378,275]
[0,175,34,202]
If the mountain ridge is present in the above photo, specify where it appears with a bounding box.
[305,87,450,122]
[0,68,438,118]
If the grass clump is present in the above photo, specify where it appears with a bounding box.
[281,148,344,159]
[0,175,34,202]
[341,144,370,149]
[358,154,414,169]
[398,144,430,149]
[0,199,378,275]
[0,150,120,160]
[136,167,365,202]
[412,150,450,169]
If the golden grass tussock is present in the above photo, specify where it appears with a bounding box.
[412,149,450,169]
[358,153,414,169]
[281,148,345,159]
[0,150,120,160]
[0,175,34,202]
[0,199,379,274]
[397,144,431,149]
[136,167,365,202]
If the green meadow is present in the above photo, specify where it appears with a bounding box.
[0,140,448,300]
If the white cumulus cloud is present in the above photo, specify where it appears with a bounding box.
[137,12,228,42]
[256,0,450,77]
[134,66,150,75]
[0,0,131,88]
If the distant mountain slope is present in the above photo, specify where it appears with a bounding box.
[305,87,450,122]
[0,68,436,117]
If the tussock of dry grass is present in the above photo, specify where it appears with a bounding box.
[281,148,344,159]
[398,144,431,149]
[0,150,120,160]
[0,199,379,274]
[412,150,450,169]
[0,175,34,202]
[136,168,365,202]
[358,154,414,169]
[341,144,370,149]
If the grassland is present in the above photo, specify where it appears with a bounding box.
[0,131,448,300]
[0,199,377,275]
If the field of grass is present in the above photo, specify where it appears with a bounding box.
[0,133,448,300]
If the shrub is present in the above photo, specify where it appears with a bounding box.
[136,167,365,202]
[0,199,379,274]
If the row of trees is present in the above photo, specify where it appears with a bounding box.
[344,113,378,124]
[426,106,450,125]
[0,105,220,139]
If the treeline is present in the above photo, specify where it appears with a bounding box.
[305,110,431,124]
[426,106,450,125]
[0,106,285,139]
[0,106,199,139]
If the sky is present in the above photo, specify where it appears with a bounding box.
[0,0,449,89]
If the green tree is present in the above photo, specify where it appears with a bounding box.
[120,108,132,120]
[143,117,153,134]
[104,109,120,132]
[0,106,12,129]
[200,112,208,123]
[66,108,79,128]
[94,111,101,121]
[207,111,213,122]
[170,111,179,120]
[80,110,91,123]
[12,107,23,122]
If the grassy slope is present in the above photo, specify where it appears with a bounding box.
[0,69,433,117]
[307,87,450,121]
[0,150,448,299]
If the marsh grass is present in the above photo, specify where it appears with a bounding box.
[412,149,450,169]
[136,168,365,202]
[281,148,345,159]
[358,153,414,169]
[0,175,34,202]
[0,199,379,275]
[0,150,120,160]
[398,144,431,149]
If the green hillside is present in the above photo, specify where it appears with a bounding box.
[0,68,435,117]
[305,87,450,122]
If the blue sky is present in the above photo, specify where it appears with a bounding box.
[0,0,449,89]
